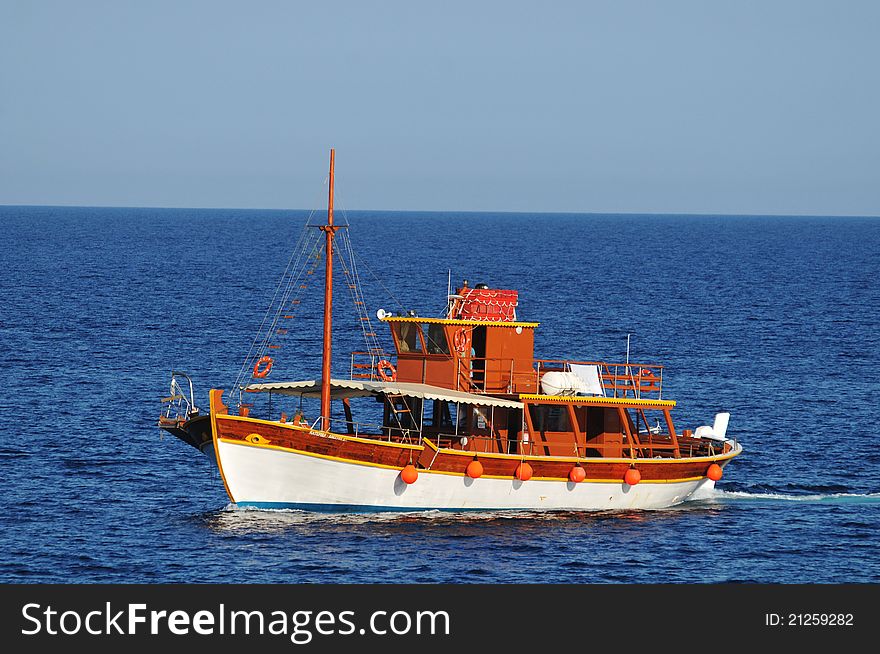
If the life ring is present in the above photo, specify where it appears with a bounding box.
[453,328,469,356]
[640,368,659,390]
[377,359,397,382]
[253,355,274,378]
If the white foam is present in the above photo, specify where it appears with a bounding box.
[709,489,880,504]
[217,503,453,526]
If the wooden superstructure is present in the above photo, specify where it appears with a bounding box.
[343,284,705,463]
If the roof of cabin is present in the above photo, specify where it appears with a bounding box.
[246,378,524,409]
[380,316,539,328]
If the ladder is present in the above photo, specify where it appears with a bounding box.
[385,393,418,443]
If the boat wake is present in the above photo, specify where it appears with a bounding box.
[703,487,880,505]
[219,503,572,521]
[221,503,447,519]
[211,504,672,532]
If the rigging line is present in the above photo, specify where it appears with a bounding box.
[234,226,316,372]
[333,246,371,349]
[257,226,323,354]
[266,230,323,330]
[434,301,451,318]
[339,229,384,352]
[250,172,336,351]
[333,180,389,354]
[335,234,383,356]
[334,236,371,337]
[264,239,325,348]
[349,245,408,312]
[232,226,322,391]
[333,199,376,339]
[232,164,333,391]
[333,178,351,227]
[231,221,316,390]
[234,245,323,394]
[253,235,324,361]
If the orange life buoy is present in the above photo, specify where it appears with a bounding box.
[640,368,659,390]
[377,359,397,382]
[253,355,273,378]
[453,328,468,356]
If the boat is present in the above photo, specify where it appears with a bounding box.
[158,150,742,511]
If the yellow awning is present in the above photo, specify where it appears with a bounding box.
[519,394,676,409]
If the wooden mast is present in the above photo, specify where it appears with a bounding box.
[320,149,336,431]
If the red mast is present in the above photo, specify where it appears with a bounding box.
[320,149,337,431]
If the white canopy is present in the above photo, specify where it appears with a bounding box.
[245,378,523,410]
[569,363,606,396]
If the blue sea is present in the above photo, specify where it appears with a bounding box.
[1,206,879,583]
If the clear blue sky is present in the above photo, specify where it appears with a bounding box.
[1,0,878,214]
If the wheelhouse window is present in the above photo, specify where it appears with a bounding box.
[528,404,571,432]
[430,400,456,429]
[424,323,450,355]
[631,409,667,436]
[392,322,423,353]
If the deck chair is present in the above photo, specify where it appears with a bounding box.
[711,412,730,440]
[695,412,730,441]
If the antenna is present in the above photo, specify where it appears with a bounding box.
[626,333,632,369]
[444,269,453,317]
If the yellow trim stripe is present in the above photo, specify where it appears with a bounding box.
[218,438,715,483]
[423,437,739,464]
[520,394,677,409]
[381,316,538,328]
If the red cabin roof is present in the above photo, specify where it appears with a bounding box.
[449,285,518,322]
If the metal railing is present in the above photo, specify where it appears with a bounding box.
[298,416,528,456]
[534,359,664,399]
[349,352,665,400]
[457,358,665,398]
[298,415,422,445]
[160,370,200,422]
[454,356,522,394]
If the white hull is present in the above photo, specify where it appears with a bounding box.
[216,439,715,511]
